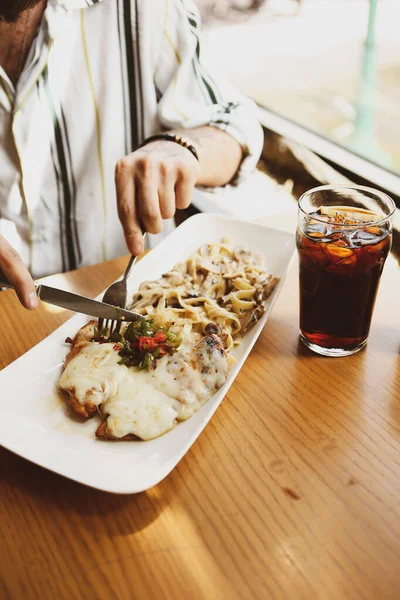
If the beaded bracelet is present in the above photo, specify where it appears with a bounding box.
[138,133,199,161]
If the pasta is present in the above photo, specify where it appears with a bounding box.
[129,238,280,353]
[59,238,280,441]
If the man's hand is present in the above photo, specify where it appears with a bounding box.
[115,126,243,255]
[115,140,200,256]
[0,235,38,309]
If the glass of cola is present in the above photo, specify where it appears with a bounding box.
[297,185,395,357]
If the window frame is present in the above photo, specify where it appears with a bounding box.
[257,106,400,200]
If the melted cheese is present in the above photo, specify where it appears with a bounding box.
[103,339,211,439]
[103,373,180,440]
[60,335,227,440]
[59,343,124,405]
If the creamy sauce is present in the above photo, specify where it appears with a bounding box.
[59,335,227,440]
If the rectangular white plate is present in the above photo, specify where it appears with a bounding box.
[0,214,294,493]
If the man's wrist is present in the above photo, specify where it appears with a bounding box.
[138,133,199,162]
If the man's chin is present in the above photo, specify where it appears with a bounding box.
[0,0,44,23]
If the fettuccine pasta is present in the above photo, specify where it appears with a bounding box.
[129,238,279,353]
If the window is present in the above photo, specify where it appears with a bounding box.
[197,0,400,178]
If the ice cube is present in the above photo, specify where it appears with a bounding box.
[364,226,382,236]
[304,221,328,239]
[324,241,356,268]
[350,230,377,247]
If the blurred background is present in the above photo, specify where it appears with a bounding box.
[195,0,399,176]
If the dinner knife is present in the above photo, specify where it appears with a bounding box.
[0,272,143,322]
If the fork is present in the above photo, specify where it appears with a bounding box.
[98,233,147,336]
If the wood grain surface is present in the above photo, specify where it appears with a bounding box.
[1,250,400,600]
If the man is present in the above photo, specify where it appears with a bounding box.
[0,0,262,310]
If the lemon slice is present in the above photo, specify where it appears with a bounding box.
[318,206,382,224]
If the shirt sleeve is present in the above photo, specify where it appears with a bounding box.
[153,0,263,186]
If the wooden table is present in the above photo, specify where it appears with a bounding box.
[1,249,400,600]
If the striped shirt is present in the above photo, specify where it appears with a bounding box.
[0,0,263,278]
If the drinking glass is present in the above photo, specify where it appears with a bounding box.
[296,185,395,357]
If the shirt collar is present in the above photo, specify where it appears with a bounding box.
[44,0,102,41]
[55,0,103,9]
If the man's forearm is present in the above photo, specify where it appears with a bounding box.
[171,126,243,187]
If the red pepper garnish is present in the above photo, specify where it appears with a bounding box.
[65,337,73,344]
[109,323,180,371]
[153,331,167,343]
[138,336,158,352]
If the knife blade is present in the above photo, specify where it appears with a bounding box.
[0,271,143,322]
[36,284,143,322]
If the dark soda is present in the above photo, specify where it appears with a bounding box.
[297,208,392,353]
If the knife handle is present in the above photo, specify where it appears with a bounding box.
[0,271,12,289]
[0,270,39,293]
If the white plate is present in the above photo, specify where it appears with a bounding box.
[0,214,294,494]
